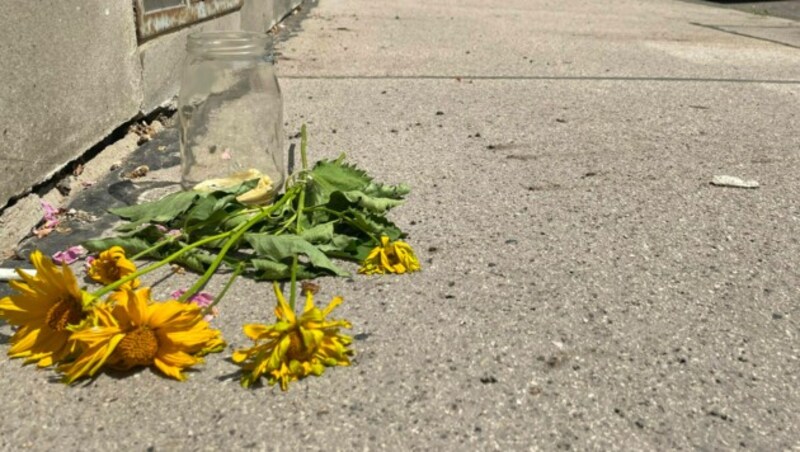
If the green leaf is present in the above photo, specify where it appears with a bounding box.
[347,209,402,240]
[363,182,411,199]
[300,221,336,244]
[317,233,373,262]
[109,191,199,224]
[250,258,290,279]
[312,156,373,190]
[83,236,155,255]
[184,195,221,225]
[244,233,348,277]
[306,157,373,207]
[250,259,323,280]
[176,249,217,273]
[330,190,405,214]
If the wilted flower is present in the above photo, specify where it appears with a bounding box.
[60,287,225,384]
[358,236,421,275]
[87,246,140,289]
[232,283,353,390]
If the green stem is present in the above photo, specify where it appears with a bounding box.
[304,206,379,243]
[273,212,298,236]
[300,124,309,169]
[201,262,245,316]
[91,231,230,299]
[130,236,180,260]
[179,187,299,302]
[288,187,307,310]
[289,255,298,310]
[288,125,311,309]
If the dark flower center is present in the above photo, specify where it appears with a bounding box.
[45,297,85,332]
[286,328,314,362]
[114,327,159,367]
[103,258,121,279]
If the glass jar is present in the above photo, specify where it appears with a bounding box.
[179,31,284,195]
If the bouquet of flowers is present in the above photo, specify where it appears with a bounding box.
[0,127,420,390]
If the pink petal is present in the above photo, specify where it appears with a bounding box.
[52,245,88,265]
[169,289,214,307]
[41,200,59,223]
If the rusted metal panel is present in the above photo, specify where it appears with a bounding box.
[134,0,243,43]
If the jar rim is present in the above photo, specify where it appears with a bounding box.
[187,31,272,57]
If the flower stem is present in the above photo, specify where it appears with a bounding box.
[130,236,179,260]
[90,231,230,299]
[272,212,298,236]
[304,206,379,243]
[179,187,300,302]
[202,262,245,316]
[289,255,298,310]
[288,125,310,310]
[300,124,309,170]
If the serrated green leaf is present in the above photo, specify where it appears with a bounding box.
[330,190,405,213]
[109,191,199,224]
[363,182,411,199]
[306,157,373,207]
[244,233,348,276]
[346,209,402,240]
[312,156,373,190]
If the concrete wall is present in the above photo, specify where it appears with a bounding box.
[0,1,143,207]
[0,0,298,207]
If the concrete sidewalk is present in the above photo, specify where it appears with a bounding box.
[2,0,799,449]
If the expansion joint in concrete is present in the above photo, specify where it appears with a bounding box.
[690,22,800,50]
[281,75,800,85]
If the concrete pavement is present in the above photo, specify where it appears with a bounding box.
[1,0,799,449]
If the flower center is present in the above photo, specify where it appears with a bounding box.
[286,329,313,361]
[104,260,121,279]
[115,327,159,367]
[45,297,85,332]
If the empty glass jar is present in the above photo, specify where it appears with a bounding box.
[179,31,284,194]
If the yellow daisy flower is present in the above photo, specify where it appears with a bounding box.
[0,250,91,367]
[232,283,353,390]
[87,246,140,289]
[60,287,225,384]
[358,235,421,275]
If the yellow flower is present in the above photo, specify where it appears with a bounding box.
[0,250,91,367]
[60,287,225,384]
[232,283,353,390]
[87,246,140,289]
[358,236,421,275]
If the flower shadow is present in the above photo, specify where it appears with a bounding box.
[45,366,151,386]
[216,356,247,382]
